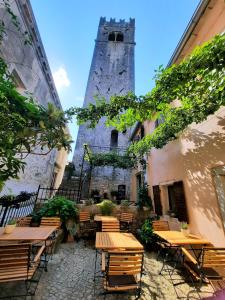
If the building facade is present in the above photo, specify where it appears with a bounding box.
[73,17,135,199]
[0,0,68,194]
[131,0,225,246]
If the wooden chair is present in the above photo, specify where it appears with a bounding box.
[102,220,120,232]
[120,213,134,232]
[40,217,61,228]
[79,211,90,222]
[0,243,45,296]
[152,220,179,274]
[182,247,225,296]
[39,217,62,254]
[102,250,144,298]
[79,211,96,240]
[16,217,32,227]
[152,220,170,231]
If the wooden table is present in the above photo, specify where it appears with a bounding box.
[0,226,57,241]
[94,215,118,222]
[96,232,143,250]
[154,230,210,245]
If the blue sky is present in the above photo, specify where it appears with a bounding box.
[31,0,199,160]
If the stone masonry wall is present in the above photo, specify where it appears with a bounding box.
[0,0,65,195]
[73,17,135,198]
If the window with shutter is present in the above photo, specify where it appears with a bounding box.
[173,181,189,223]
[153,185,162,216]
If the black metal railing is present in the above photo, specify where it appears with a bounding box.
[0,193,37,226]
[36,186,80,203]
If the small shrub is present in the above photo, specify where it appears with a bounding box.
[97,199,115,216]
[35,196,78,223]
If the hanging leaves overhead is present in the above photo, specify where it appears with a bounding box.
[71,34,225,157]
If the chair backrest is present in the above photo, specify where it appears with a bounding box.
[102,220,120,232]
[40,217,61,228]
[120,212,133,223]
[16,217,32,227]
[79,211,90,222]
[152,220,170,231]
[0,243,30,282]
[201,248,225,268]
[107,250,144,276]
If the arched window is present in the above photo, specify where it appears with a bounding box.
[116,33,124,42]
[110,130,118,149]
[108,32,116,41]
[108,32,124,42]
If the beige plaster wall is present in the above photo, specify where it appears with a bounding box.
[145,0,225,246]
[147,107,225,246]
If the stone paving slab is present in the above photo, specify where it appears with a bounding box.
[0,241,214,299]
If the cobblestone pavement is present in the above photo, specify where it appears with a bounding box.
[0,241,213,300]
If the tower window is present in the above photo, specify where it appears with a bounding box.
[117,33,124,42]
[108,32,116,41]
[110,130,118,149]
[108,32,124,42]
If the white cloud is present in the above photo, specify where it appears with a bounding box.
[53,67,71,91]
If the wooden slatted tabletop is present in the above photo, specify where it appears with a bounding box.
[96,232,143,250]
[94,215,118,222]
[0,226,57,241]
[154,230,210,245]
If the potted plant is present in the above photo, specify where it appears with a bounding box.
[181,222,189,236]
[34,196,78,242]
[139,218,158,250]
[4,219,16,234]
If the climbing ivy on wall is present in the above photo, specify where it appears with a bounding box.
[89,151,135,169]
[71,34,225,157]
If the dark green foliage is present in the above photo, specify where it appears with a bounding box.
[35,196,78,223]
[137,184,152,209]
[140,218,157,245]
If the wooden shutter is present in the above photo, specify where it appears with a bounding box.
[173,181,189,223]
[153,185,162,216]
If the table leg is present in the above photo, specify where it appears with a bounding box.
[44,240,47,272]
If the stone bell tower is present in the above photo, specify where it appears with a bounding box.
[73,17,135,199]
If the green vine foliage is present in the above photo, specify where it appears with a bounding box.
[89,151,135,169]
[71,34,225,157]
